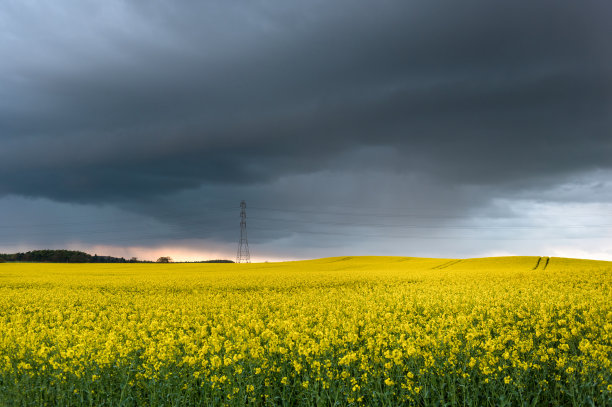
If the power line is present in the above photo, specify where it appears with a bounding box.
[247,215,612,230]
[2,201,612,249]
[247,226,612,240]
[236,201,250,263]
[2,208,611,231]
[249,205,612,220]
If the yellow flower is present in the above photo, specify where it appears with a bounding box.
[0,256,609,403]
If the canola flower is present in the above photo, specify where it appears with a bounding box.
[0,256,611,406]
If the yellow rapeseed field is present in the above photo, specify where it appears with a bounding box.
[0,256,611,406]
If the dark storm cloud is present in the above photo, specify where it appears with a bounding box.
[1,0,611,203]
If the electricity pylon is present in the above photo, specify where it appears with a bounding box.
[236,200,250,263]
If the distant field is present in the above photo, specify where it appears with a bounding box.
[1,256,611,406]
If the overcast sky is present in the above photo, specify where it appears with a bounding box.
[1,0,611,261]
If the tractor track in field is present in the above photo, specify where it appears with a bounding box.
[533,256,550,270]
[431,259,462,270]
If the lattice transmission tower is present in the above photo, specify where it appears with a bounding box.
[236,200,250,263]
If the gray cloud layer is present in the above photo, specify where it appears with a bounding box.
[1,0,611,258]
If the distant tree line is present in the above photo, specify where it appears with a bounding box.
[155,256,234,263]
[0,249,234,263]
[0,250,134,263]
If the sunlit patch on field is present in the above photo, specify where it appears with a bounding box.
[0,256,611,406]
